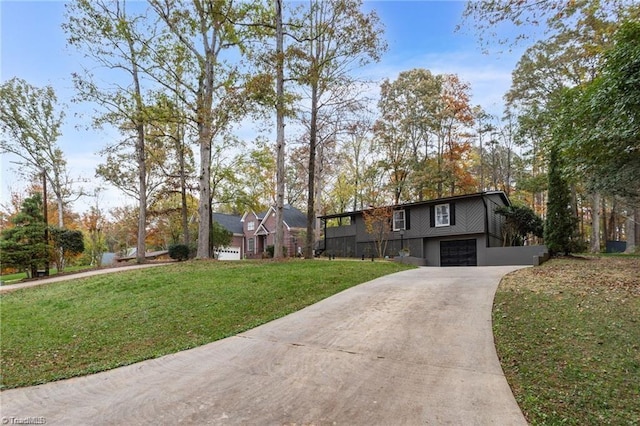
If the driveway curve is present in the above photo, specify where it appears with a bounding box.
[1,266,527,425]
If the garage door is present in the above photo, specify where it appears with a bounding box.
[215,247,241,260]
[440,239,477,266]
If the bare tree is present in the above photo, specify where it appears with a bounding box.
[0,78,78,228]
[289,0,386,258]
[65,0,154,263]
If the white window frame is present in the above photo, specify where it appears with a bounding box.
[248,238,255,253]
[393,209,406,231]
[435,204,450,227]
[247,221,255,231]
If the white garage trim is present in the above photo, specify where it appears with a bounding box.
[215,247,241,260]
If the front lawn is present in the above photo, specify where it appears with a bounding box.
[1,265,96,284]
[494,256,640,425]
[0,259,413,389]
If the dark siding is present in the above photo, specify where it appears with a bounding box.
[450,202,456,226]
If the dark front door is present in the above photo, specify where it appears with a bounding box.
[440,239,477,266]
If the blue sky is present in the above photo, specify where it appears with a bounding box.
[1,0,529,214]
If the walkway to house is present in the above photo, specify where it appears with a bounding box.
[0,266,528,425]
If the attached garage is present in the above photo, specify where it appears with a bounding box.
[440,239,477,266]
[215,247,242,260]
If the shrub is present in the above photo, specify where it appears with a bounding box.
[168,244,190,261]
[265,245,287,258]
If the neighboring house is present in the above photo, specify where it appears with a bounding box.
[319,191,547,266]
[212,212,245,260]
[213,205,307,259]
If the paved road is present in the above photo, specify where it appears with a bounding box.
[1,266,528,425]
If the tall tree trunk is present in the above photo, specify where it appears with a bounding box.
[602,197,608,247]
[314,140,324,244]
[42,172,50,276]
[609,199,617,241]
[128,34,147,265]
[590,192,600,253]
[624,208,635,253]
[196,48,215,259]
[274,0,285,259]
[178,125,189,246]
[305,82,318,259]
[197,136,212,258]
[635,207,640,249]
[136,121,147,264]
[56,198,64,228]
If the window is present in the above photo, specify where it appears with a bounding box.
[435,204,450,227]
[248,238,255,253]
[393,210,406,231]
[247,221,255,231]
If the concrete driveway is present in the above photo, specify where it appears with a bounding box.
[1,266,527,425]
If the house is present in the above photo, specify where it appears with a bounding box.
[318,191,547,266]
[212,212,245,260]
[212,205,307,259]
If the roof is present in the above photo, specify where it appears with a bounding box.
[258,204,307,230]
[283,205,307,228]
[214,205,307,235]
[318,191,511,220]
[212,213,244,235]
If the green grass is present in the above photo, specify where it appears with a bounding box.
[494,256,640,425]
[1,265,95,284]
[0,259,413,389]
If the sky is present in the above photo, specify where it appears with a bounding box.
[0,0,532,216]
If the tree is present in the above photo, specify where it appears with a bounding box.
[233,141,277,213]
[0,78,76,228]
[496,204,543,246]
[144,96,196,246]
[108,205,139,255]
[544,147,576,255]
[566,21,640,199]
[81,200,107,267]
[374,69,441,204]
[49,228,85,272]
[374,70,475,202]
[362,205,393,258]
[146,192,198,249]
[555,20,640,252]
[289,0,386,258]
[210,221,233,259]
[147,0,256,259]
[482,2,640,251]
[95,133,166,206]
[65,0,155,264]
[0,192,49,278]
[460,0,636,53]
[342,115,376,211]
[273,0,286,259]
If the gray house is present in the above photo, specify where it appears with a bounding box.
[319,191,547,266]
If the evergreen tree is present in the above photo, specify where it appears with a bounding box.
[49,227,85,272]
[0,192,49,277]
[496,204,544,246]
[544,147,576,255]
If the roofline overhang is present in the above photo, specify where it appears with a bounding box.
[318,191,510,220]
